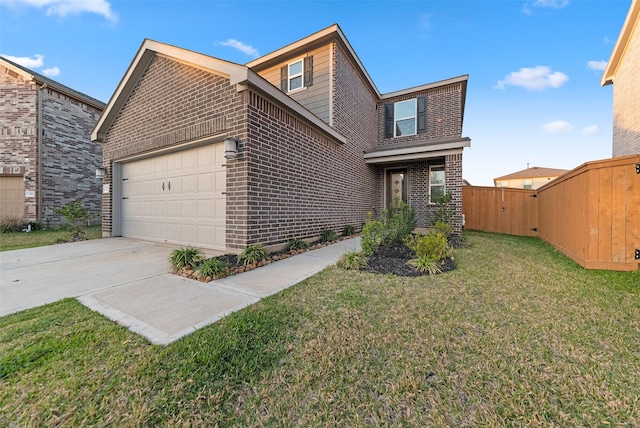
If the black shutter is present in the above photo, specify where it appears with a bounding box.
[304,56,313,87]
[384,103,394,138]
[280,65,288,92]
[417,96,427,134]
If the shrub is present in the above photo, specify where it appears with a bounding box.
[238,243,269,266]
[0,218,25,233]
[431,221,453,237]
[386,199,416,243]
[169,247,205,272]
[360,214,386,256]
[52,201,89,239]
[336,250,368,270]
[195,257,229,279]
[408,255,443,275]
[404,232,452,263]
[320,229,337,243]
[342,224,356,236]
[429,192,455,226]
[286,238,309,252]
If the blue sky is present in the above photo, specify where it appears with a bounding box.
[0,0,631,185]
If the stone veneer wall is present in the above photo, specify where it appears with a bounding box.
[40,88,103,226]
[1,63,103,226]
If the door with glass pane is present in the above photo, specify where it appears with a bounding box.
[386,168,407,208]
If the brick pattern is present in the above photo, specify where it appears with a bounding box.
[612,19,640,157]
[102,56,247,236]
[0,64,102,226]
[377,83,464,146]
[445,153,463,234]
[40,89,103,226]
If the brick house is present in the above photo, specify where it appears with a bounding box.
[602,0,640,157]
[0,57,105,226]
[92,24,470,251]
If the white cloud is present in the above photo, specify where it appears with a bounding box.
[0,0,117,21]
[495,66,569,91]
[582,125,599,135]
[542,120,573,133]
[533,0,570,9]
[1,53,44,68]
[419,13,433,30]
[587,60,607,71]
[42,66,60,77]
[219,39,259,58]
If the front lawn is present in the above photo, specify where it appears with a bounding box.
[0,225,102,251]
[1,232,638,426]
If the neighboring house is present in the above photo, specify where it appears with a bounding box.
[92,24,470,251]
[494,166,569,190]
[602,0,640,157]
[0,57,105,226]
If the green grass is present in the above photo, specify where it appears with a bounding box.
[1,231,638,426]
[0,225,102,251]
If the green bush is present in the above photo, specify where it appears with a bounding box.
[52,201,89,239]
[341,224,356,236]
[386,199,416,243]
[320,229,337,243]
[0,218,25,233]
[360,201,416,256]
[431,221,453,237]
[407,255,442,275]
[169,247,205,271]
[195,257,229,279]
[286,238,309,252]
[336,250,368,270]
[404,232,452,263]
[238,243,269,266]
[429,192,455,226]
[360,214,386,256]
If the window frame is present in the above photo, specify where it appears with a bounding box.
[287,59,304,92]
[428,165,446,204]
[394,99,417,137]
[523,179,533,190]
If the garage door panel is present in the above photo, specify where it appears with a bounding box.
[120,143,226,250]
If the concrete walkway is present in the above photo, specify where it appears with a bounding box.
[1,237,360,345]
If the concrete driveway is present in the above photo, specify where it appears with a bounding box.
[0,237,360,344]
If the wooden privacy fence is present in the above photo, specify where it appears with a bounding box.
[462,186,538,237]
[463,154,640,271]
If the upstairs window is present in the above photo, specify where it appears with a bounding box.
[523,179,533,190]
[384,96,427,138]
[280,56,314,93]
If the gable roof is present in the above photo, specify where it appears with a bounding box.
[494,166,570,181]
[602,0,639,86]
[91,39,346,144]
[247,24,380,98]
[0,56,106,109]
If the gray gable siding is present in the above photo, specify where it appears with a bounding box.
[254,45,331,125]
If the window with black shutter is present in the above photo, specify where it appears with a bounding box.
[280,56,314,93]
[383,96,428,138]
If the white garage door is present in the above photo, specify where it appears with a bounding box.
[121,143,226,250]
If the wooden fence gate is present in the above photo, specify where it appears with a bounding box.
[462,186,538,237]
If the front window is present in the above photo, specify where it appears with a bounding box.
[288,59,303,91]
[395,99,417,137]
[523,179,532,190]
[429,165,445,202]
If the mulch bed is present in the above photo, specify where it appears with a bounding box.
[364,241,457,277]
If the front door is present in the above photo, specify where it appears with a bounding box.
[386,168,407,208]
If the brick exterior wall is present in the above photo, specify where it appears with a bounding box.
[1,63,103,226]
[40,89,103,226]
[102,56,247,238]
[612,17,640,157]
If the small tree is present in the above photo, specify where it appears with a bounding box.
[429,191,455,226]
[52,201,89,240]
